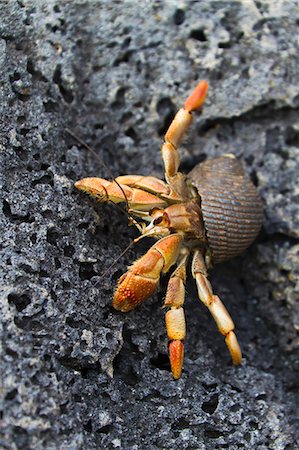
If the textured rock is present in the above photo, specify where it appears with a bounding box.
[1,1,299,449]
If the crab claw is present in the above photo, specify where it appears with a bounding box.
[113,234,182,312]
[75,177,167,211]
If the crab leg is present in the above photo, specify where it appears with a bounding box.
[164,250,188,379]
[191,250,242,365]
[115,175,182,202]
[161,80,208,193]
[113,234,183,312]
[75,177,167,211]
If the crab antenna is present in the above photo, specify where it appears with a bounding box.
[65,128,131,212]
[94,239,136,285]
[66,128,146,231]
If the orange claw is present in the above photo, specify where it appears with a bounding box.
[113,234,182,312]
[184,80,209,112]
[169,340,184,379]
[75,177,167,210]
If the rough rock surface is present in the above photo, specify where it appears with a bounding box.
[1,1,299,449]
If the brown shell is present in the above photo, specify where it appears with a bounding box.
[187,155,263,263]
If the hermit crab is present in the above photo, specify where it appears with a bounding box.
[75,81,263,379]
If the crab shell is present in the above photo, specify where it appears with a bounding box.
[188,155,263,263]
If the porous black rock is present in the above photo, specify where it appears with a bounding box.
[1,1,299,449]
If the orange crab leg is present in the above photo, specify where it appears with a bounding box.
[161,80,208,194]
[115,175,183,202]
[75,177,167,211]
[113,234,183,312]
[192,250,242,365]
[164,251,188,379]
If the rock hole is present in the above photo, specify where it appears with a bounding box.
[113,87,127,108]
[125,127,138,141]
[78,222,90,230]
[15,146,28,161]
[202,381,218,391]
[218,41,231,49]
[285,126,299,147]
[51,290,58,301]
[30,233,37,244]
[202,393,219,414]
[171,417,190,430]
[64,244,75,257]
[150,352,170,372]
[17,115,26,124]
[204,428,222,439]
[83,419,92,432]
[3,199,12,218]
[8,293,31,312]
[19,128,30,136]
[251,169,258,187]
[114,361,139,386]
[53,65,74,103]
[40,269,50,278]
[230,404,240,412]
[10,71,21,82]
[112,269,123,281]
[113,51,133,66]
[122,36,131,49]
[249,420,259,430]
[6,347,18,358]
[5,388,18,400]
[27,59,47,82]
[41,163,50,170]
[190,28,207,42]
[256,393,267,401]
[96,424,112,434]
[12,426,29,448]
[79,262,98,280]
[156,97,176,136]
[173,9,185,25]
[54,258,61,269]
[60,402,68,414]
[14,316,44,331]
[94,122,105,130]
[47,228,59,246]
[66,316,86,329]
[43,100,58,112]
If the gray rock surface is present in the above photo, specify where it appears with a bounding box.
[1,1,299,449]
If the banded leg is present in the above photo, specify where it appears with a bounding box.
[161,80,208,194]
[113,234,183,312]
[164,251,188,379]
[191,250,242,365]
[75,177,167,211]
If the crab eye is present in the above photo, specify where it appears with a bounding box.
[154,216,163,225]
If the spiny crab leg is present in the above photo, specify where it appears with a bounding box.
[161,80,208,194]
[192,250,242,365]
[75,177,167,211]
[113,233,183,312]
[164,250,189,379]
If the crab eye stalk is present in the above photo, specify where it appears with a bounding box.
[153,216,163,226]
